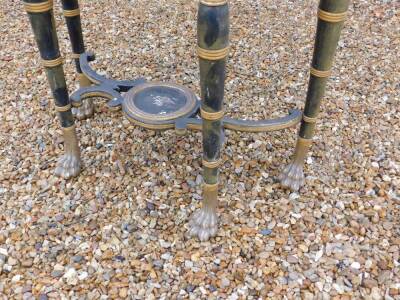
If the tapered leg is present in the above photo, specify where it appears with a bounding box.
[61,0,94,120]
[280,0,349,191]
[189,0,229,241]
[24,0,81,179]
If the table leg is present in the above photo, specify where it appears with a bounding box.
[24,0,81,179]
[61,0,94,119]
[189,0,229,241]
[280,0,349,191]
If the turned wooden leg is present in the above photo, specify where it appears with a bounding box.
[280,0,349,191]
[189,0,229,241]
[61,0,94,120]
[24,0,81,179]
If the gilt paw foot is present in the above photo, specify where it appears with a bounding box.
[55,153,81,179]
[188,208,218,241]
[72,99,94,120]
[279,161,305,191]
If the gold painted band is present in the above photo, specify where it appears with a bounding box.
[78,73,92,87]
[71,53,81,59]
[198,46,229,61]
[203,158,222,169]
[203,182,219,192]
[127,117,174,130]
[200,0,227,6]
[63,8,80,17]
[42,56,63,67]
[310,67,331,78]
[200,108,224,121]
[303,114,318,123]
[62,124,76,132]
[298,137,313,146]
[55,104,72,112]
[24,1,52,13]
[318,8,347,23]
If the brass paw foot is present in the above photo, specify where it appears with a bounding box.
[72,99,94,120]
[279,161,305,191]
[54,125,82,179]
[188,208,218,241]
[55,153,81,179]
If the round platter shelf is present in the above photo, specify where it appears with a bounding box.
[122,82,199,130]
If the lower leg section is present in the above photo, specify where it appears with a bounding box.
[280,0,349,191]
[189,1,229,241]
[24,1,82,179]
[189,182,218,241]
[279,137,312,191]
[61,0,94,119]
[72,73,94,119]
[55,125,81,179]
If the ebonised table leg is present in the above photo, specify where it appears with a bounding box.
[61,0,94,120]
[189,0,229,241]
[24,0,81,179]
[280,0,349,191]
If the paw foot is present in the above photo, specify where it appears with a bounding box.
[188,208,218,241]
[72,99,94,120]
[55,154,81,179]
[279,161,305,191]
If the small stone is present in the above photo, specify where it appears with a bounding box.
[161,252,171,260]
[8,257,18,266]
[63,268,78,285]
[78,271,88,280]
[153,259,164,268]
[377,259,388,270]
[184,260,193,268]
[119,288,128,298]
[72,255,84,263]
[287,255,298,264]
[55,214,64,222]
[315,249,323,262]
[21,259,33,268]
[333,283,344,294]
[186,284,196,293]
[370,287,382,300]
[350,262,361,269]
[12,274,21,282]
[159,240,171,248]
[365,259,373,269]
[259,229,272,236]
[51,270,64,278]
[363,278,378,289]
[389,288,399,296]
[39,294,48,300]
[378,270,391,284]
[220,277,230,288]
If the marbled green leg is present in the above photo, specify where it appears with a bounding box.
[189,1,229,241]
[280,0,349,191]
[24,0,81,179]
[61,0,94,119]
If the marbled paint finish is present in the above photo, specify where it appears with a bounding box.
[281,0,350,191]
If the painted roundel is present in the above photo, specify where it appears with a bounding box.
[122,82,199,130]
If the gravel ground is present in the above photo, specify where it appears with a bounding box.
[0,0,399,299]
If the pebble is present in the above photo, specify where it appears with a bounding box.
[21,259,33,268]
[363,278,378,289]
[220,278,230,288]
[63,268,78,285]
[351,262,361,269]
[260,229,272,236]
[287,255,298,264]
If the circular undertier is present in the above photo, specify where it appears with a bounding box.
[122,82,199,130]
